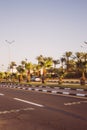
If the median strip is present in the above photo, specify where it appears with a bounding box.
[0,83,87,97]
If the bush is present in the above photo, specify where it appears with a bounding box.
[65,72,82,79]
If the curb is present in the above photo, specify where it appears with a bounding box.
[0,83,87,98]
[26,87,87,97]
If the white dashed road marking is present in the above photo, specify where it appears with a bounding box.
[0,107,34,115]
[0,93,4,96]
[64,100,87,106]
[14,98,44,107]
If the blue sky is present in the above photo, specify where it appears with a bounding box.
[0,0,87,71]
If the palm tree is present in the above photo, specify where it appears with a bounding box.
[75,52,84,72]
[36,55,44,64]
[82,53,87,73]
[36,55,44,75]
[75,52,87,80]
[53,59,60,68]
[32,64,41,77]
[36,55,53,83]
[9,61,17,81]
[10,61,17,73]
[21,60,26,69]
[16,65,25,82]
[75,52,83,61]
[60,57,66,72]
[25,62,33,82]
[64,51,72,72]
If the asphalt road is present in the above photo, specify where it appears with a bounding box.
[0,87,87,130]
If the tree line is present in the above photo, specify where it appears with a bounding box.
[0,51,87,82]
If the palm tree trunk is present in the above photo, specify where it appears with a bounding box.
[27,70,30,82]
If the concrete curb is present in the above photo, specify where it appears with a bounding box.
[26,87,87,97]
[0,83,87,98]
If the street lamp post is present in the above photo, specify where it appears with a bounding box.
[84,41,87,50]
[5,40,15,71]
[84,41,87,73]
[84,41,87,44]
[80,41,87,85]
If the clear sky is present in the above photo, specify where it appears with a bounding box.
[0,0,87,71]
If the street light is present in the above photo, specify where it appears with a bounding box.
[80,41,87,85]
[81,41,87,52]
[84,41,87,44]
[5,40,15,70]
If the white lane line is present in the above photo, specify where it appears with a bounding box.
[0,107,34,115]
[64,100,87,106]
[14,98,44,108]
[64,102,81,106]
[0,93,4,96]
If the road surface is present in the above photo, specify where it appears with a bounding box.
[0,86,87,130]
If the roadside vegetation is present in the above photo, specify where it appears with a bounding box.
[0,51,87,88]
